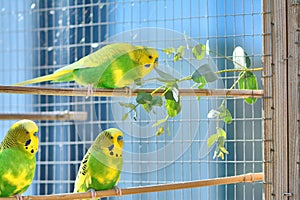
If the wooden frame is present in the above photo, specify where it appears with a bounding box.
[263,0,300,199]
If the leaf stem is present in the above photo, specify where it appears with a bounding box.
[151,85,165,95]
[216,68,263,74]
[221,71,246,107]
[178,75,192,82]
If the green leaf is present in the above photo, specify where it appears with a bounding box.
[164,90,181,117]
[245,52,251,68]
[233,46,247,69]
[205,40,210,55]
[162,47,175,56]
[217,127,226,139]
[191,64,217,83]
[174,46,185,61]
[192,69,207,89]
[136,91,152,104]
[155,126,165,136]
[142,104,152,113]
[154,68,178,83]
[192,44,206,60]
[207,133,218,148]
[220,146,229,154]
[119,102,136,110]
[217,151,224,160]
[238,71,258,104]
[218,105,233,124]
[122,113,129,121]
[151,96,163,107]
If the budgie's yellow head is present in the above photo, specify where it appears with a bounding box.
[132,46,159,77]
[0,120,39,156]
[92,128,124,159]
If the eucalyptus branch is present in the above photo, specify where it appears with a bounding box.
[207,50,247,69]
[220,71,246,107]
[216,68,263,74]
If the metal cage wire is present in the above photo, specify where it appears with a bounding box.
[0,0,264,199]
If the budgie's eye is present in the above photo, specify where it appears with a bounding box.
[148,55,153,59]
[26,131,29,134]
[110,136,113,140]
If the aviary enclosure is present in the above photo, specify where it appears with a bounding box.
[0,0,298,200]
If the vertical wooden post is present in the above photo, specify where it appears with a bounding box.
[287,0,300,199]
[263,0,300,199]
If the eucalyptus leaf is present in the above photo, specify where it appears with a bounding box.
[119,102,136,110]
[174,46,184,61]
[192,69,207,88]
[245,52,251,68]
[218,105,233,124]
[192,64,218,83]
[220,146,229,154]
[207,133,218,148]
[151,96,163,107]
[207,109,220,119]
[217,151,224,160]
[192,44,206,60]
[154,68,178,83]
[205,40,210,55]
[121,113,129,121]
[136,91,152,104]
[172,87,179,102]
[165,90,181,117]
[142,104,152,113]
[155,126,165,136]
[217,127,227,139]
[238,71,258,104]
[233,46,247,69]
[162,47,175,56]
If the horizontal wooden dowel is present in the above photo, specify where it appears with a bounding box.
[0,85,263,98]
[0,111,87,121]
[0,173,263,200]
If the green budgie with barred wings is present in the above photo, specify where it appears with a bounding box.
[14,43,159,89]
[0,120,39,198]
[74,128,124,197]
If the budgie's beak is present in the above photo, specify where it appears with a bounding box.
[154,57,158,67]
[117,135,124,148]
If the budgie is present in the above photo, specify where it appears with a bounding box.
[74,128,124,199]
[0,120,39,199]
[14,43,159,91]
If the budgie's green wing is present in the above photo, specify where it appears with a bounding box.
[54,43,134,86]
[56,43,133,72]
[73,151,92,193]
[0,148,35,197]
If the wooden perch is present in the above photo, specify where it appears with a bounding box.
[0,173,262,200]
[0,86,264,98]
[0,111,87,121]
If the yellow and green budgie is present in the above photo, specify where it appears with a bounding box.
[0,120,39,198]
[74,128,124,199]
[14,43,159,90]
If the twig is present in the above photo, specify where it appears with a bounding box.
[0,111,87,121]
[216,68,263,74]
[0,173,263,200]
[0,86,263,98]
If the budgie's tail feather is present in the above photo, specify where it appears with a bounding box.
[13,70,73,86]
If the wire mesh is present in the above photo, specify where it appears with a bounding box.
[0,0,264,199]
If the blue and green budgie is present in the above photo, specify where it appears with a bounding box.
[74,128,124,199]
[0,120,39,199]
